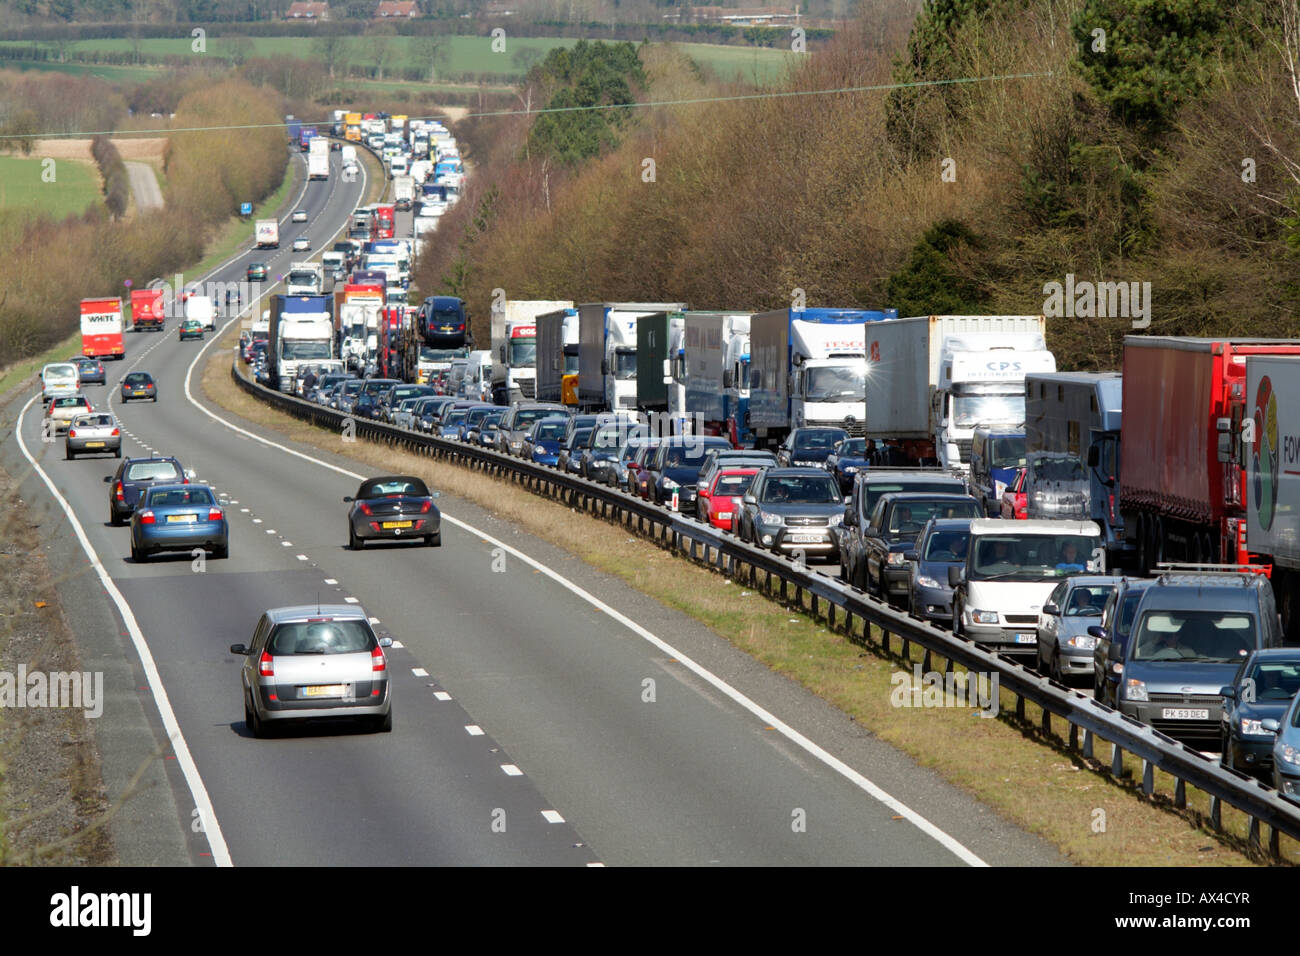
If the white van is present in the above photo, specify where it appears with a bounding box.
[952,518,1104,658]
[41,363,80,403]
[463,349,492,402]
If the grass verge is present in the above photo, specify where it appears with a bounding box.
[202,348,1289,867]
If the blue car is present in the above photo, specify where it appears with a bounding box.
[130,483,229,562]
[1221,648,1300,773]
[1269,689,1300,801]
[524,417,568,467]
[825,437,870,495]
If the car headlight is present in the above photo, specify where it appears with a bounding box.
[758,511,784,526]
[971,609,998,624]
[827,513,843,527]
[662,478,680,491]
[1278,743,1300,765]
[843,466,857,474]
[888,552,907,565]
[1124,678,1148,702]
[1241,718,1273,737]
[1066,634,1098,650]
[916,575,941,589]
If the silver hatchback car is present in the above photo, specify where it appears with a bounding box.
[231,605,393,737]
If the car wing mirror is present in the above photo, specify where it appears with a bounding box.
[1087,625,1106,640]
[948,565,964,587]
[1043,603,1059,616]
[431,491,441,499]
[102,475,111,483]
[742,494,757,505]
[343,496,354,502]
[379,637,394,648]
[1263,718,1281,733]
[229,644,249,655]
[1219,685,1235,699]
[903,550,917,561]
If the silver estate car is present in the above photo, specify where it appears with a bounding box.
[231,605,394,737]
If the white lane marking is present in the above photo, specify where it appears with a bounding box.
[179,377,990,867]
[14,395,233,867]
[324,578,338,584]
[411,667,428,677]
[297,554,308,561]
[433,691,451,701]
[281,541,292,547]
[541,810,565,824]
[266,529,276,534]
[344,596,359,604]
[240,508,249,513]
[501,765,523,776]
[390,640,403,649]
[368,616,380,624]
[465,725,485,736]
[252,518,263,524]
[586,862,606,867]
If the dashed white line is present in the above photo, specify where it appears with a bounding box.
[465,725,484,736]
[368,616,380,624]
[344,596,359,604]
[411,667,428,677]
[541,810,565,824]
[281,541,292,547]
[252,518,263,524]
[433,691,451,701]
[296,554,308,561]
[390,640,403,649]
[324,578,337,584]
[501,765,523,777]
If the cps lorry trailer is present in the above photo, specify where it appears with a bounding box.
[1246,353,1300,639]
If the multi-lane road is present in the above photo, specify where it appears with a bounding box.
[4,146,1066,866]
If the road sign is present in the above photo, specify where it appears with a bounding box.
[240,202,253,216]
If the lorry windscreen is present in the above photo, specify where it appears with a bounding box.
[954,393,1022,428]
[509,340,536,366]
[281,342,332,360]
[969,533,1099,581]
[613,350,636,380]
[804,366,865,401]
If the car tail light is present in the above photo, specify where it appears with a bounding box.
[371,645,386,672]
[419,500,431,513]
[208,507,223,520]
[358,501,373,516]
[68,429,76,438]
[114,481,125,501]
[138,510,156,524]
[259,650,274,677]
[111,428,120,437]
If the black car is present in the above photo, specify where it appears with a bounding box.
[825,437,870,494]
[735,467,846,561]
[1090,577,1158,706]
[776,427,850,467]
[417,396,458,433]
[847,492,982,605]
[352,378,402,420]
[1221,649,1300,773]
[120,371,157,403]
[579,424,626,482]
[495,403,571,457]
[105,456,190,526]
[344,475,441,549]
[557,428,593,475]
[643,435,734,514]
[904,517,975,624]
[378,384,437,423]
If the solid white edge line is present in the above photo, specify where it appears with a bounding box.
[178,155,988,867]
[14,394,234,867]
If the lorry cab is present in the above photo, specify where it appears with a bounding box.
[953,518,1104,658]
[969,426,1026,517]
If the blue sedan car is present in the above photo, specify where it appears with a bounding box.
[1223,648,1300,774]
[825,437,870,494]
[130,483,229,562]
[524,417,569,467]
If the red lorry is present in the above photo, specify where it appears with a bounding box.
[130,288,166,332]
[372,204,395,241]
[80,297,125,360]
[1120,336,1300,572]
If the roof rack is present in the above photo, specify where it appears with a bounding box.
[1154,562,1271,577]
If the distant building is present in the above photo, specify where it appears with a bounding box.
[664,6,801,25]
[374,1,420,16]
[285,1,330,19]
[484,1,515,15]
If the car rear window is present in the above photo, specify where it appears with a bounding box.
[267,619,376,656]
[126,462,181,481]
[74,414,114,428]
[125,373,152,384]
[146,487,214,506]
[864,481,965,514]
[359,478,429,498]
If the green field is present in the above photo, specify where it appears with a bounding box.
[0,57,161,83]
[0,35,792,84]
[0,155,102,221]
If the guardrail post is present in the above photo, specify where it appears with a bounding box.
[1173,778,1186,809]
[1248,815,1261,851]
[1270,826,1281,859]
[1082,729,1094,760]
[1111,742,1124,777]
[1141,759,1154,796]
[1209,795,1222,830]
[1015,693,1025,721]
[880,628,890,653]
[901,634,909,659]
[1041,709,1050,735]
[1068,723,1078,751]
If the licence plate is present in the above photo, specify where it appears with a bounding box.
[85,441,104,448]
[1015,633,1037,644]
[790,533,823,543]
[166,514,197,523]
[1162,708,1210,720]
[717,512,732,520]
[382,520,413,529]
[133,390,146,395]
[301,684,346,698]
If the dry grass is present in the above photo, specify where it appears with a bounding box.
[202,343,1292,867]
[31,138,167,162]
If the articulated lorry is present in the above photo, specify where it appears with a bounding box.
[682,312,753,446]
[269,294,333,392]
[749,308,896,448]
[336,282,385,372]
[1246,354,1300,639]
[393,174,415,211]
[80,298,124,360]
[634,311,684,425]
[535,307,578,405]
[577,302,687,413]
[286,261,324,297]
[490,299,573,405]
[129,288,166,332]
[256,218,279,249]
[1024,371,1130,565]
[308,137,329,181]
[1123,337,1300,573]
[862,315,1055,469]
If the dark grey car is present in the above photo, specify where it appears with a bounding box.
[345,475,441,549]
[495,403,571,456]
[736,467,845,560]
[904,517,974,624]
